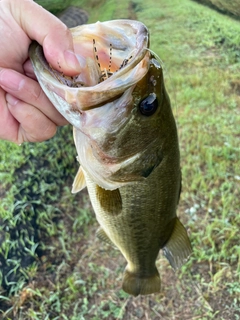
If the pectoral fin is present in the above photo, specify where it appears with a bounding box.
[163,217,192,270]
[72,166,86,193]
[96,186,122,215]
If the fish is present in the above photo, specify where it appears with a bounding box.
[29,19,192,296]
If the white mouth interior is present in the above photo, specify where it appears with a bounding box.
[50,20,149,89]
[31,20,150,115]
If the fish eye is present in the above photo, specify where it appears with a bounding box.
[139,93,158,116]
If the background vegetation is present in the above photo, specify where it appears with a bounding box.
[0,0,239,319]
[194,0,240,17]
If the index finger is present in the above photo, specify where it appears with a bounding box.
[11,0,81,75]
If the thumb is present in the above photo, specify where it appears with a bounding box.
[15,0,81,75]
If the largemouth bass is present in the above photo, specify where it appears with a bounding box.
[29,20,192,296]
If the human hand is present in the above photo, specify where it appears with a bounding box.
[0,0,81,143]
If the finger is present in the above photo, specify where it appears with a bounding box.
[0,68,68,126]
[23,59,37,80]
[0,87,20,142]
[6,94,58,143]
[11,0,81,75]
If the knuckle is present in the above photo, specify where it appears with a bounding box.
[41,122,57,141]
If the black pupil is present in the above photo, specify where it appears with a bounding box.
[139,93,158,116]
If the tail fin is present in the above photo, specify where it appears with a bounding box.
[122,269,161,297]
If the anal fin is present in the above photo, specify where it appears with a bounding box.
[96,227,115,247]
[72,166,86,193]
[163,217,192,270]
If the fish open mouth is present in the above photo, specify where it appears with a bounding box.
[29,20,150,128]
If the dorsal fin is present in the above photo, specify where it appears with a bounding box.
[72,166,86,193]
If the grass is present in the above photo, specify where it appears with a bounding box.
[0,0,240,319]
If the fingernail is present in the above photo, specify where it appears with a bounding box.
[6,93,20,106]
[0,70,25,91]
[64,50,81,72]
